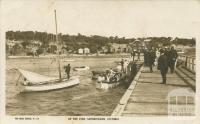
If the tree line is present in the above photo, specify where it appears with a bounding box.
[6,31,196,55]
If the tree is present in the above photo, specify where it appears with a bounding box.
[11,44,22,55]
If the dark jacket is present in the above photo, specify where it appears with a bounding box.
[64,65,71,73]
[169,49,178,61]
[131,51,136,57]
[131,63,137,73]
[158,54,168,72]
[148,50,156,65]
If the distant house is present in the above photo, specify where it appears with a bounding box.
[78,48,84,54]
[48,41,57,53]
[84,48,90,54]
[108,43,132,53]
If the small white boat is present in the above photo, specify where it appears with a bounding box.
[16,69,80,92]
[96,81,120,89]
[73,66,90,71]
[63,59,75,62]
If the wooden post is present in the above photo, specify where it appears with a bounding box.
[192,58,194,71]
[185,56,188,67]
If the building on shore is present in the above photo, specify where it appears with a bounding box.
[78,48,90,54]
[78,48,84,54]
[107,43,132,53]
[84,47,90,54]
[48,41,57,53]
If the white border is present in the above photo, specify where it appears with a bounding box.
[1,0,200,124]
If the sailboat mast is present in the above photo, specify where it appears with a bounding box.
[54,9,62,80]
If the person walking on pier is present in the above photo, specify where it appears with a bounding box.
[147,49,156,73]
[130,61,137,80]
[154,48,160,66]
[164,47,170,71]
[131,50,136,61]
[124,59,129,74]
[168,46,178,73]
[158,49,168,84]
[143,48,148,66]
[137,49,141,61]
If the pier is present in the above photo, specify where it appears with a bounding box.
[112,55,196,116]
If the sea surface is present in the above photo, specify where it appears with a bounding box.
[6,57,128,116]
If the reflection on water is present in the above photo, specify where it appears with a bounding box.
[6,57,127,116]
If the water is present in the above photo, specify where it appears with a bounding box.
[6,57,127,116]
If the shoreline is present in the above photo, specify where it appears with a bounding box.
[7,53,133,59]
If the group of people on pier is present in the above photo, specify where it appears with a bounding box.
[131,46,178,84]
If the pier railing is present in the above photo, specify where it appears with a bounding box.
[178,55,196,73]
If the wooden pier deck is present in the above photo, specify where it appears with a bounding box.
[112,64,196,116]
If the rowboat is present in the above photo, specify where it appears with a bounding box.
[96,82,120,89]
[63,59,75,62]
[95,70,126,90]
[73,66,90,71]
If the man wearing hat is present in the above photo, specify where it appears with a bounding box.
[168,46,178,73]
[158,49,168,84]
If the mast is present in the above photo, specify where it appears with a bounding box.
[54,9,62,80]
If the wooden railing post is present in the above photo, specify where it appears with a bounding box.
[185,56,188,67]
[192,58,194,71]
[178,55,195,73]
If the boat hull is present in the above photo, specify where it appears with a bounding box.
[96,82,120,90]
[18,78,80,92]
[73,66,90,71]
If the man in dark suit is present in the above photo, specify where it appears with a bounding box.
[131,50,136,61]
[158,49,168,84]
[168,46,178,73]
[131,61,137,80]
[148,49,156,73]
[143,48,148,66]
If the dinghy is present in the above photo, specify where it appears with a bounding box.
[95,69,126,90]
[63,59,75,62]
[73,66,90,71]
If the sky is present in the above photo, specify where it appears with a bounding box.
[1,0,200,38]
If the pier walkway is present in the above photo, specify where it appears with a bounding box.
[112,56,196,116]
